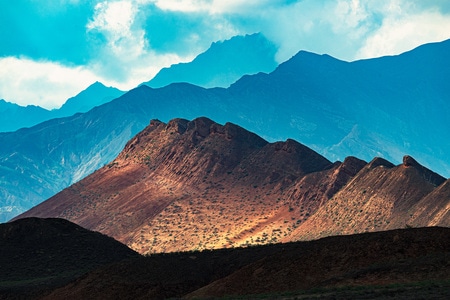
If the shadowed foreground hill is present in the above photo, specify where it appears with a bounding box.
[0,218,139,299]
[14,117,449,255]
[42,227,450,300]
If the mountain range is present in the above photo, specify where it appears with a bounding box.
[141,33,278,88]
[0,33,277,134]
[0,33,279,222]
[14,117,449,255]
[1,38,450,223]
[0,82,124,132]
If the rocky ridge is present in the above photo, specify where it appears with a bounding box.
[14,117,450,254]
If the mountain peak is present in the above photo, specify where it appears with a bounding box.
[402,155,419,167]
[56,81,124,116]
[143,33,278,88]
[340,156,367,175]
[186,117,216,138]
[367,157,395,170]
[402,155,446,186]
[166,118,190,134]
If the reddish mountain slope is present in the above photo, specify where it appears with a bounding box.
[407,179,450,226]
[15,117,336,253]
[14,117,449,254]
[291,155,447,241]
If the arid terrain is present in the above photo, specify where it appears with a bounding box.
[14,117,450,255]
[2,221,448,299]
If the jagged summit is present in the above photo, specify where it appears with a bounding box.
[143,33,278,88]
[14,117,449,254]
[367,157,395,170]
[402,155,446,186]
[339,156,368,175]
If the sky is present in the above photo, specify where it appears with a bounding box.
[1,0,450,109]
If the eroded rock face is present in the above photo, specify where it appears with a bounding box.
[403,155,446,186]
[403,155,418,167]
[13,118,450,254]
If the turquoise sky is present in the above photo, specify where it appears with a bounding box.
[1,0,450,108]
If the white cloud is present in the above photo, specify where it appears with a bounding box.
[147,0,276,14]
[88,1,143,58]
[2,0,449,109]
[332,0,370,38]
[248,0,375,62]
[86,0,191,89]
[356,9,450,59]
[0,57,98,109]
[238,0,450,62]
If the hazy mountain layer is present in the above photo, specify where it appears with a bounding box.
[142,33,278,88]
[14,118,449,255]
[1,39,450,222]
[0,99,52,132]
[0,82,124,132]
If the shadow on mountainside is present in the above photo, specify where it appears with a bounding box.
[32,226,450,300]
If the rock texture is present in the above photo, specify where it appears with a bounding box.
[2,38,450,222]
[14,118,449,255]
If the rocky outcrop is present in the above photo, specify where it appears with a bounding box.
[13,118,449,254]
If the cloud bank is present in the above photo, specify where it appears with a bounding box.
[0,0,449,108]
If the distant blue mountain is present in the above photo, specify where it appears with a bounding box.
[0,100,51,132]
[0,33,277,133]
[142,33,278,88]
[1,38,449,222]
[0,82,124,132]
[54,82,125,118]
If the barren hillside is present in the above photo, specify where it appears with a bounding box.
[14,117,449,254]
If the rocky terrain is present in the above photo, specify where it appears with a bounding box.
[14,117,450,255]
[2,38,450,223]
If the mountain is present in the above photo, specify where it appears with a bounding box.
[0,217,138,298]
[290,155,446,242]
[54,81,125,117]
[1,33,275,133]
[142,33,278,88]
[0,99,51,132]
[13,117,333,252]
[2,39,450,222]
[0,85,223,222]
[13,118,449,255]
[0,82,124,133]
